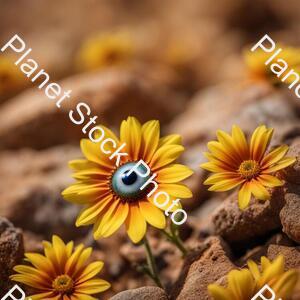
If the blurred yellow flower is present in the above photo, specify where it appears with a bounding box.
[201,125,295,209]
[11,235,110,300]
[208,255,299,300]
[244,46,300,85]
[76,31,134,71]
[0,55,25,95]
[62,117,193,243]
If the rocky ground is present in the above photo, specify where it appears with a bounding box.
[1,0,300,299]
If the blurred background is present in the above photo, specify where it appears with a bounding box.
[1,0,300,299]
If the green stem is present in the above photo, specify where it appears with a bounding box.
[161,228,188,257]
[143,236,164,289]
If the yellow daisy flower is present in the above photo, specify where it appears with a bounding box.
[76,31,134,71]
[208,255,299,300]
[62,117,193,243]
[201,125,295,209]
[0,55,25,95]
[10,235,110,300]
[244,46,300,85]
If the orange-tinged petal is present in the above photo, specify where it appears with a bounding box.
[262,157,296,173]
[207,141,240,167]
[232,125,249,158]
[76,261,104,284]
[93,202,129,239]
[261,145,289,168]
[200,162,229,173]
[217,130,243,161]
[139,201,166,229]
[76,196,112,226]
[125,203,147,243]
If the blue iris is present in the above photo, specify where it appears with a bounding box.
[111,162,150,199]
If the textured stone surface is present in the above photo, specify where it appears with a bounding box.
[0,146,86,240]
[110,286,168,300]
[212,187,285,244]
[0,69,185,150]
[0,218,24,297]
[172,236,235,300]
[284,138,300,185]
[280,184,300,244]
[167,83,296,145]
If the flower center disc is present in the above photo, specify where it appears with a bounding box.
[52,274,74,294]
[238,160,261,179]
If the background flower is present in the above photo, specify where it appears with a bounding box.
[244,46,300,85]
[201,125,295,209]
[208,255,299,300]
[11,235,110,300]
[76,31,134,71]
[62,116,193,243]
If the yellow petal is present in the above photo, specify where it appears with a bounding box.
[249,180,270,201]
[159,183,192,198]
[158,134,182,147]
[238,182,252,209]
[157,164,193,183]
[208,178,244,192]
[76,278,111,294]
[204,172,240,185]
[261,145,289,168]
[80,139,114,169]
[125,203,147,243]
[120,116,142,160]
[208,284,231,300]
[93,202,129,239]
[150,144,184,170]
[76,196,112,227]
[232,125,249,158]
[76,261,104,284]
[139,201,166,229]
[141,120,160,162]
[257,174,284,187]
[263,157,296,173]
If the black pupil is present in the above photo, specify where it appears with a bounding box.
[121,170,137,185]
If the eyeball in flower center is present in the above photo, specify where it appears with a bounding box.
[111,162,151,200]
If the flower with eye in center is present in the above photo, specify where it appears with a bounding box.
[76,31,134,71]
[10,235,110,300]
[244,46,300,85]
[62,117,193,243]
[201,125,295,209]
[208,255,299,300]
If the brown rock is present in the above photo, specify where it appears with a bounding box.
[168,83,297,145]
[0,217,24,297]
[0,69,186,150]
[267,244,300,270]
[0,146,87,240]
[172,236,235,300]
[284,138,300,185]
[212,187,285,244]
[280,184,300,244]
[110,286,169,300]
